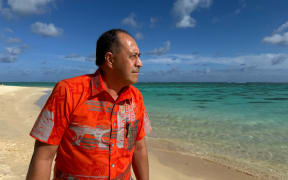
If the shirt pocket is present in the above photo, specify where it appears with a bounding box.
[126,120,139,151]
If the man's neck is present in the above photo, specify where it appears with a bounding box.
[100,70,127,101]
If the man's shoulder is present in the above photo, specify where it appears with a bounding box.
[129,85,143,100]
[53,74,94,97]
[57,73,94,88]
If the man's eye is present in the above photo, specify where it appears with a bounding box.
[130,53,140,58]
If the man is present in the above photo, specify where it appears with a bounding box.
[26,29,151,180]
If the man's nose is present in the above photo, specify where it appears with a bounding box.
[136,57,143,67]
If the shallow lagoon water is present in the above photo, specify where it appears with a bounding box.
[136,83,288,179]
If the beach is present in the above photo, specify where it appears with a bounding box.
[0,85,262,180]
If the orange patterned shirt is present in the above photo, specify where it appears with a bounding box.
[30,69,151,180]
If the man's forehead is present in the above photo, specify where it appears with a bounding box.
[117,32,133,41]
[117,32,139,52]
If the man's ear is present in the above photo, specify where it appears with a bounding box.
[105,52,114,68]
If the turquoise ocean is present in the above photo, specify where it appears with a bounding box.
[3,82,288,179]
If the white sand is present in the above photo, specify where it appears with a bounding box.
[0,86,259,180]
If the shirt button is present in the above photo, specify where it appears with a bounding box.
[112,164,115,168]
[113,123,116,126]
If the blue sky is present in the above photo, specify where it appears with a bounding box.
[0,0,288,82]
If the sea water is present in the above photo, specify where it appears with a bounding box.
[136,83,288,179]
[4,82,288,179]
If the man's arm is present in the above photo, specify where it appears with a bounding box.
[132,138,149,180]
[26,140,58,180]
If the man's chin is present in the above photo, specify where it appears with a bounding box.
[128,78,138,85]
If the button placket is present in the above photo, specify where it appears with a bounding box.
[109,103,117,178]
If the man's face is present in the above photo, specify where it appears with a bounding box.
[112,32,142,85]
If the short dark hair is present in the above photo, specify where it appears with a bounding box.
[96,29,131,67]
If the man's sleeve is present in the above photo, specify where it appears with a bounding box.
[136,94,152,141]
[30,81,72,145]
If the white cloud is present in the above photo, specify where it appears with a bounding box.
[147,41,171,56]
[0,56,16,63]
[263,21,288,45]
[0,46,26,63]
[64,53,80,59]
[141,53,288,82]
[211,17,220,23]
[150,17,158,28]
[7,0,53,15]
[7,37,22,43]
[143,68,288,82]
[263,32,288,45]
[234,0,247,15]
[20,44,29,49]
[0,0,54,18]
[239,0,247,8]
[85,53,96,62]
[0,7,13,19]
[4,28,13,33]
[122,13,142,28]
[145,57,181,64]
[135,32,144,40]
[271,55,286,65]
[6,47,21,55]
[274,21,288,33]
[173,0,212,28]
[143,53,288,70]
[31,22,63,37]
[234,9,241,15]
[59,53,96,62]
[177,15,196,28]
[61,53,96,62]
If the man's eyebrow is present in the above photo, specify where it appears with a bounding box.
[131,52,141,56]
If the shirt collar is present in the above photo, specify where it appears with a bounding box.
[91,69,106,97]
[90,69,133,102]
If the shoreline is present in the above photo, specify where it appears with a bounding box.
[146,137,281,180]
[148,145,257,180]
[0,85,270,179]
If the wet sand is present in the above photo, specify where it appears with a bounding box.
[0,86,259,180]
